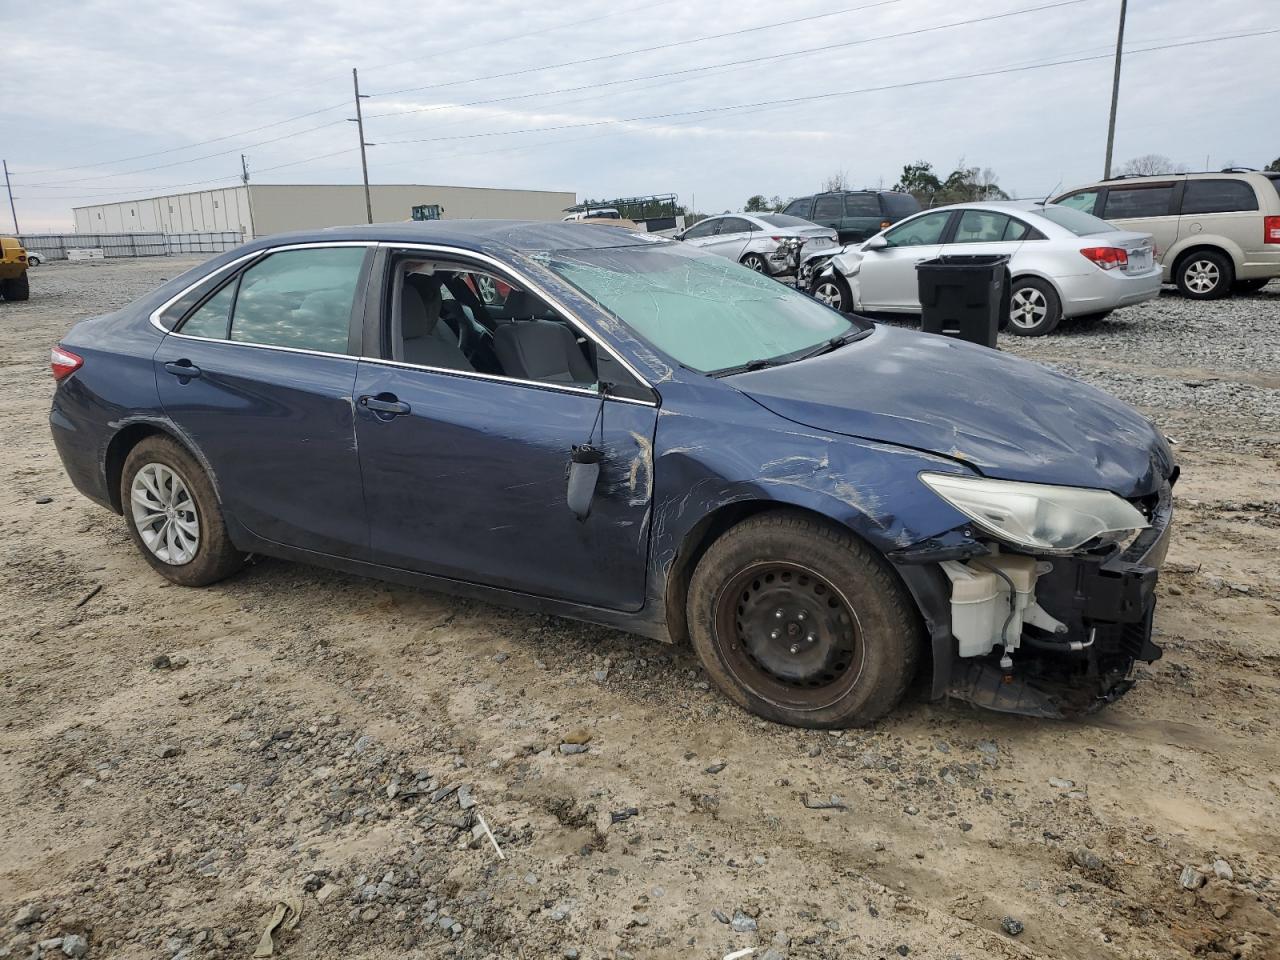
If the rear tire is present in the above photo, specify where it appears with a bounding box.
[687,511,921,728]
[812,274,852,313]
[1008,277,1061,336]
[740,253,769,273]
[1,273,30,301]
[1175,250,1233,299]
[121,435,245,586]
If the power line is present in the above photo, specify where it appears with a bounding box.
[16,101,351,178]
[373,28,1280,149]
[369,0,904,99]
[12,0,675,180]
[363,0,1086,125]
[18,118,348,187]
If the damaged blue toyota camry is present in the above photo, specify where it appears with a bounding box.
[50,221,1176,727]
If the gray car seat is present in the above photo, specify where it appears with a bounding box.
[401,282,473,371]
[493,313,595,385]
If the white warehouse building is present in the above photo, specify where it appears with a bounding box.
[72,183,577,239]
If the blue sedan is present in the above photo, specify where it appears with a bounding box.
[49,221,1176,727]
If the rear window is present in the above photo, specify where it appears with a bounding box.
[881,193,922,218]
[1103,184,1176,219]
[1180,179,1259,214]
[1038,205,1120,236]
[757,214,811,228]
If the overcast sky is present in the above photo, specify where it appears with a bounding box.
[5,0,1277,231]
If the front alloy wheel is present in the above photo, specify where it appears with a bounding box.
[813,275,850,312]
[1008,278,1061,336]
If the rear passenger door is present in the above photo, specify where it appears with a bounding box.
[705,216,754,261]
[1100,181,1181,264]
[842,193,886,243]
[154,243,374,556]
[1178,178,1260,257]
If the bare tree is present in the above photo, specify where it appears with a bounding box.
[821,169,849,192]
[1118,154,1188,176]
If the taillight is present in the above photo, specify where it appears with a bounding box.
[1265,216,1280,244]
[51,345,83,381]
[1080,246,1129,270]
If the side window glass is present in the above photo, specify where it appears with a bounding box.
[1181,179,1258,215]
[813,195,843,220]
[719,217,749,234]
[683,219,718,239]
[229,247,366,353]
[953,210,1011,243]
[179,281,236,339]
[1003,218,1032,241]
[844,194,881,217]
[1103,185,1175,219]
[782,199,811,218]
[885,211,951,246]
[1057,191,1098,213]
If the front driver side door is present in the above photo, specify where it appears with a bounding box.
[857,210,955,311]
[352,251,659,611]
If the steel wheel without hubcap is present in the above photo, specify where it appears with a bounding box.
[713,561,865,710]
[1184,259,1220,295]
[130,462,200,565]
[1010,286,1048,330]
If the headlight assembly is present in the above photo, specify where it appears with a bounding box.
[919,472,1148,553]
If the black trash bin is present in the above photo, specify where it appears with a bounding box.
[915,254,1011,348]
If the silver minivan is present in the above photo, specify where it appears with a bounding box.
[1052,171,1280,298]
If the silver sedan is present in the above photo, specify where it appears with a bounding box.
[811,201,1161,335]
[676,213,838,277]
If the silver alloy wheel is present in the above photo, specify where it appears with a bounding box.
[1010,286,1048,330]
[742,255,767,272]
[814,280,844,310]
[475,275,499,304]
[1184,259,1220,294]
[130,462,200,565]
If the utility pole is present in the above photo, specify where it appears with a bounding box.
[1102,0,1127,180]
[2,160,18,235]
[240,154,250,185]
[350,68,374,224]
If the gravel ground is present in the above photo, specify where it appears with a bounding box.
[1,258,1277,960]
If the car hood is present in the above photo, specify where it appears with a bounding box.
[734,326,1173,498]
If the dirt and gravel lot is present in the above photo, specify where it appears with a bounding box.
[2,257,1278,960]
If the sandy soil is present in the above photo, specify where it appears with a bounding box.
[1,257,1277,960]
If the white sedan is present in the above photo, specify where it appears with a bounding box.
[676,213,839,277]
[810,201,1161,335]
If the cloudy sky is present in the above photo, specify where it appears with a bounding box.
[5,0,1277,231]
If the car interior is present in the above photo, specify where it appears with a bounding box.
[392,259,598,388]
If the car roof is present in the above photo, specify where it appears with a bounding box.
[243,219,664,256]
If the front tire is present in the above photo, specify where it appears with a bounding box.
[740,253,769,274]
[1175,250,1232,299]
[812,274,852,313]
[687,511,921,728]
[1008,277,1061,336]
[121,435,245,586]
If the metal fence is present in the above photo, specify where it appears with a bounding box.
[19,231,244,261]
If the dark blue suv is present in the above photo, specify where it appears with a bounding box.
[50,221,1176,727]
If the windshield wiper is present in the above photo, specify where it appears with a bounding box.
[797,327,874,360]
[709,357,788,378]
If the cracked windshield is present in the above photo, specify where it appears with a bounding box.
[541,241,856,373]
